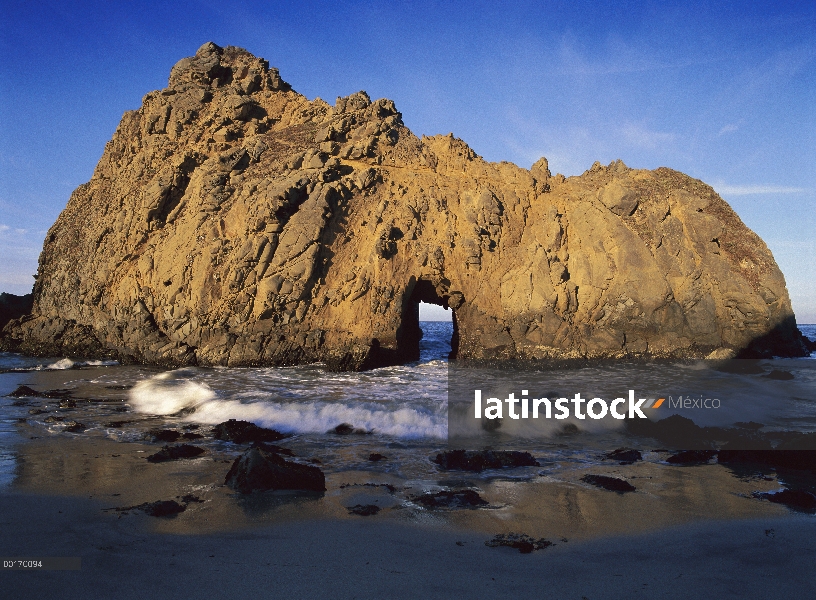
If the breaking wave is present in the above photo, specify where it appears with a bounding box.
[128,369,216,415]
[187,398,446,439]
[43,358,120,370]
[127,368,447,439]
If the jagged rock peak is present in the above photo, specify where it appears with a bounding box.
[168,41,290,92]
[1,44,809,368]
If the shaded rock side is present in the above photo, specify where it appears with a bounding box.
[0,292,33,330]
[224,446,325,493]
[1,42,808,368]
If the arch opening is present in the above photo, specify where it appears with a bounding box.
[398,279,459,363]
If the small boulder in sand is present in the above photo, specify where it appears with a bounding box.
[213,419,286,443]
[581,474,636,493]
[605,448,642,464]
[140,500,187,517]
[757,489,816,513]
[347,504,380,516]
[225,446,325,493]
[8,385,40,397]
[485,533,553,554]
[146,444,205,462]
[413,489,488,509]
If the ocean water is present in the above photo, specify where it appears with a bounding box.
[0,322,814,489]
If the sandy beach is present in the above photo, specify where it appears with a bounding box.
[2,363,816,598]
[2,488,815,599]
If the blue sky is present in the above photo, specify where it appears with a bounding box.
[1,0,814,321]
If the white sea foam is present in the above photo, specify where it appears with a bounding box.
[127,369,447,438]
[41,358,119,370]
[187,398,446,439]
[128,369,216,415]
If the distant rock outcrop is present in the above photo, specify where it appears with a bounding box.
[1,42,809,368]
[0,292,33,331]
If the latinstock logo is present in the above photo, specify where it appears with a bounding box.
[473,390,674,421]
[470,389,722,422]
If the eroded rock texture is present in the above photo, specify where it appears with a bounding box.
[1,43,809,368]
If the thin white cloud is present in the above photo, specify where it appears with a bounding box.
[765,239,816,250]
[0,223,42,292]
[554,36,715,76]
[620,123,675,150]
[718,123,739,135]
[714,184,808,196]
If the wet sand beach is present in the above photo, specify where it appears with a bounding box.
[2,486,815,599]
[2,348,816,598]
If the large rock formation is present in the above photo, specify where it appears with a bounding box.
[1,43,809,368]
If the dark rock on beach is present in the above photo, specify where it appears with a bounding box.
[178,494,204,504]
[606,448,642,464]
[719,434,816,471]
[213,419,286,443]
[137,500,187,517]
[13,386,75,404]
[347,504,381,516]
[485,533,553,554]
[368,453,387,462]
[413,489,488,509]
[339,482,397,493]
[225,445,325,494]
[757,489,816,513]
[146,444,205,462]
[63,420,86,433]
[8,385,40,398]
[148,429,203,443]
[433,450,539,472]
[329,423,369,435]
[666,450,717,465]
[626,414,712,449]
[720,450,816,471]
[581,474,636,493]
[148,429,182,442]
[112,495,204,517]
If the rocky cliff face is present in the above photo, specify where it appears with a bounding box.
[1,43,809,368]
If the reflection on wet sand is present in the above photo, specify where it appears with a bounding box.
[10,428,787,540]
